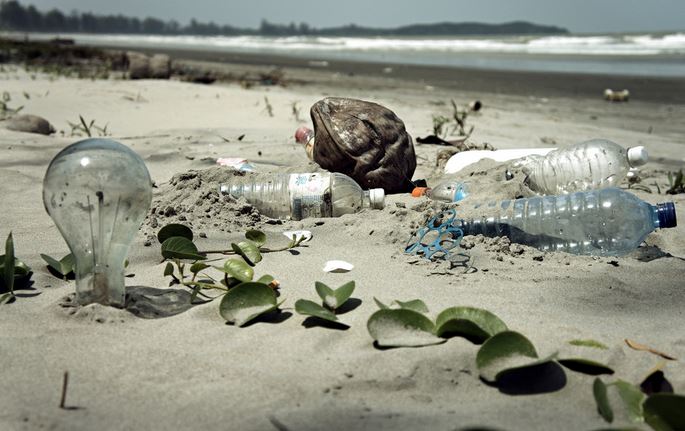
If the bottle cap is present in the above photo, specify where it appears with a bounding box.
[656,202,677,228]
[627,146,648,167]
[454,185,468,202]
[369,188,385,209]
[411,187,428,197]
[295,126,313,144]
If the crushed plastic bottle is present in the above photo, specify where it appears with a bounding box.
[412,181,469,203]
[520,139,648,195]
[219,172,385,220]
[216,158,256,172]
[456,188,676,256]
[444,148,555,174]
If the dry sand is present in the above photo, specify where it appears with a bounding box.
[1,57,684,431]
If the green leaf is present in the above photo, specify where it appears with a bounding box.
[373,297,389,309]
[190,262,210,275]
[161,237,206,261]
[367,309,444,348]
[219,282,278,326]
[256,274,275,285]
[222,259,254,283]
[0,254,31,292]
[314,281,334,305]
[613,380,645,423]
[476,331,556,382]
[231,241,262,266]
[594,378,614,423]
[568,339,609,350]
[435,306,508,343]
[558,358,614,376]
[4,233,14,294]
[395,299,429,314]
[314,280,354,310]
[0,292,14,305]
[157,223,193,243]
[60,253,75,274]
[245,230,267,247]
[8,258,30,277]
[40,253,74,278]
[40,253,62,273]
[163,262,174,277]
[643,394,685,431]
[330,281,355,309]
[295,299,339,322]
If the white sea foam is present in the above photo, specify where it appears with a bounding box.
[13,31,685,77]
[20,32,685,56]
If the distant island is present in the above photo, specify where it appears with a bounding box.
[0,0,568,36]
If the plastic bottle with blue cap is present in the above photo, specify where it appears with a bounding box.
[455,187,676,256]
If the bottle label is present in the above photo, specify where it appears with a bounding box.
[288,173,332,220]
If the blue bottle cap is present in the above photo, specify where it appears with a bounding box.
[453,184,468,202]
[656,202,677,228]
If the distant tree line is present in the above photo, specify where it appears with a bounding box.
[0,0,567,36]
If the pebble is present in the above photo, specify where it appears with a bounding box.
[6,114,55,135]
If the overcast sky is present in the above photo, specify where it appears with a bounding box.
[22,0,685,33]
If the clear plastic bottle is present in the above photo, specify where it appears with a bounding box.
[219,172,385,220]
[456,188,676,256]
[412,181,469,203]
[521,139,648,195]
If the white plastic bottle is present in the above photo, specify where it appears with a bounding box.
[412,181,469,203]
[219,172,385,220]
[444,148,556,174]
[456,188,676,256]
[521,139,648,195]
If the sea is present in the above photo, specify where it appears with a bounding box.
[19,31,685,77]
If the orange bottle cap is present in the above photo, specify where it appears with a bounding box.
[411,187,428,197]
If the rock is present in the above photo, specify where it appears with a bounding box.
[127,51,151,79]
[5,114,55,135]
[149,54,171,79]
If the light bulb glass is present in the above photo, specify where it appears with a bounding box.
[43,138,152,307]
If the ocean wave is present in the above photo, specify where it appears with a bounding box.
[50,32,685,56]
[14,31,685,77]
[16,32,685,56]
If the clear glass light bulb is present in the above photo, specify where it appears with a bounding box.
[43,138,152,307]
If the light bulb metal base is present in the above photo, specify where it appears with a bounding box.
[75,265,126,308]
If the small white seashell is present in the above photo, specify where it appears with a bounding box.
[283,230,312,243]
[323,260,354,273]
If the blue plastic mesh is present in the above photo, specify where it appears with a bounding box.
[405,209,465,261]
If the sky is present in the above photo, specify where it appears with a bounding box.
[21,0,685,34]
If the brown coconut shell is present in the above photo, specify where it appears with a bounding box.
[310,97,416,194]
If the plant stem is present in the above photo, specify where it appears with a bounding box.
[59,371,68,409]
[199,245,299,255]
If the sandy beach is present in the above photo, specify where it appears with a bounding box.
[1,47,684,431]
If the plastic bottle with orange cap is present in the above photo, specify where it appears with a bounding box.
[412,181,469,203]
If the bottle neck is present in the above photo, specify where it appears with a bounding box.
[362,190,372,209]
[651,206,661,229]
